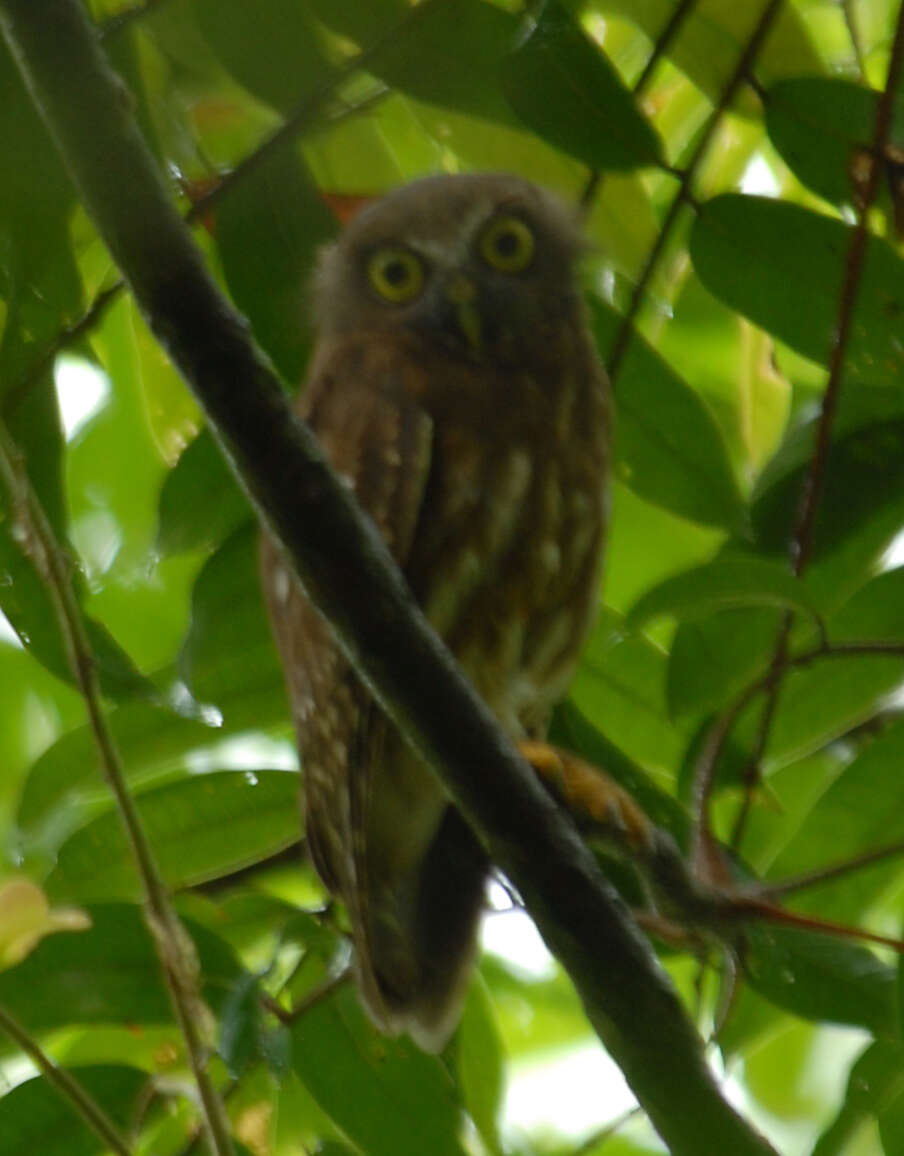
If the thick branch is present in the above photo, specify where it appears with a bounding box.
[0,4,775,1152]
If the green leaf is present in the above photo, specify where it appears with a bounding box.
[291,985,467,1156]
[628,556,821,628]
[45,769,300,902]
[0,903,245,1038]
[811,1042,904,1156]
[0,1065,148,1156]
[195,0,331,114]
[764,567,904,765]
[457,976,505,1155]
[690,195,904,388]
[215,147,334,383]
[157,427,250,555]
[766,78,904,210]
[569,608,685,777]
[742,923,896,1036]
[16,700,218,844]
[752,409,904,572]
[589,299,747,532]
[0,520,159,704]
[502,1,663,170]
[180,521,287,721]
[666,608,781,721]
[373,0,519,125]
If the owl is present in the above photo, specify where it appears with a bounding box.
[261,172,610,1051]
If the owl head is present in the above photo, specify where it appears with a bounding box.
[313,172,586,365]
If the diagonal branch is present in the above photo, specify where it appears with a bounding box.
[0,2,776,1152]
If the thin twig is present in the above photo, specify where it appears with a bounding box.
[0,418,235,1156]
[726,0,904,850]
[573,1106,644,1154]
[186,0,441,224]
[580,0,699,209]
[693,638,904,868]
[607,0,786,380]
[762,838,904,899]
[1,280,122,418]
[0,1002,134,1156]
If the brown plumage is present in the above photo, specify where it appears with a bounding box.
[260,172,610,1050]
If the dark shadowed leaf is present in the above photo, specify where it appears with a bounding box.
[157,427,251,555]
[590,299,746,531]
[195,0,331,114]
[0,904,245,1038]
[0,1065,148,1156]
[503,1,663,170]
[766,78,904,210]
[742,924,896,1035]
[179,521,287,723]
[691,195,904,387]
[291,985,467,1156]
[215,147,333,383]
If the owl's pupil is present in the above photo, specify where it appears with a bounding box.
[385,260,409,285]
[494,231,518,257]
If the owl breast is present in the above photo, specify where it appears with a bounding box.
[406,318,610,738]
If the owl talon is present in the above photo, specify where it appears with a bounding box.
[517,740,656,854]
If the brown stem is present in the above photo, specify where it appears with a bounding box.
[726,2,904,851]
[0,420,235,1156]
[607,0,786,380]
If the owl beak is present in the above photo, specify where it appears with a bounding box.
[445,275,482,352]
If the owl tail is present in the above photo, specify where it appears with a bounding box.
[358,806,489,1052]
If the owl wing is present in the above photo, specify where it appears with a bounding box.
[259,335,434,963]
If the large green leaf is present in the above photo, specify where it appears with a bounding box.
[628,556,821,629]
[766,77,904,210]
[0,1065,148,1156]
[195,0,331,114]
[811,1042,904,1156]
[45,769,300,902]
[157,427,251,555]
[690,195,904,388]
[742,923,896,1036]
[590,299,747,532]
[568,608,685,776]
[214,147,334,384]
[0,903,245,1037]
[503,1,663,171]
[291,985,467,1156]
[179,520,287,718]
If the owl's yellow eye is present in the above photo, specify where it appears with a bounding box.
[479,215,535,273]
[366,247,425,303]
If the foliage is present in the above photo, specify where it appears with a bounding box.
[1,0,904,1153]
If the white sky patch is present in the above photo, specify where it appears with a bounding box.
[54,354,111,440]
[0,608,22,649]
[740,154,781,198]
[882,528,904,570]
[481,881,557,980]
[185,731,299,774]
[503,1041,644,1145]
